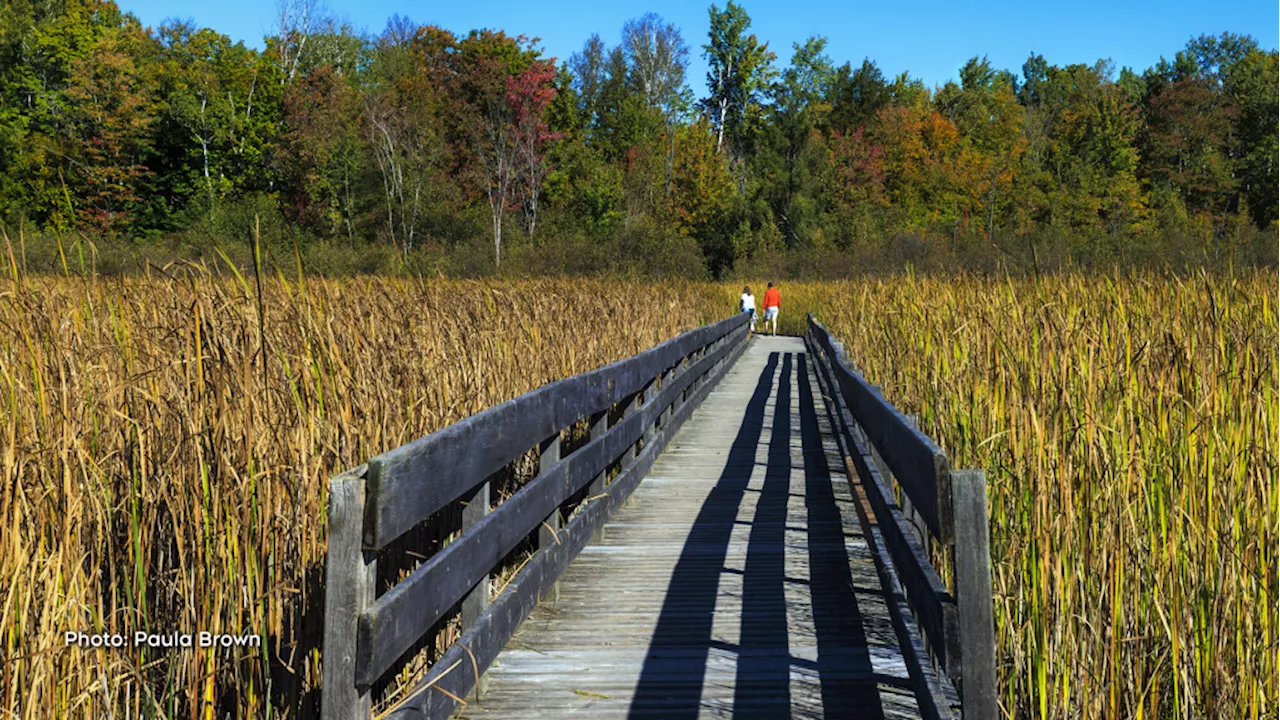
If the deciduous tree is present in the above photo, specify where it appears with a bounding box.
[702,1,775,156]
[508,60,562,238]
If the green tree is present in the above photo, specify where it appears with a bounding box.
[702,0,776,157]
[622,13,692,199]
[153,22,276,224]
[278,61,364,238]
[1014,57,1144,237]
[1142,76,1235,223]
[361,22,445,253]
[1180,32,1261,85]
[1222,48,1278,228]
[669,118,734,270]
[828,58,889,135]
[935,56,1025,241]
[755,36,834,246]
[0,0,144,228]
[62,23,155,233]
[568,34,608,132]
[593,45,654,163]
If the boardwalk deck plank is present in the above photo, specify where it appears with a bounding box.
[455,337,920,720]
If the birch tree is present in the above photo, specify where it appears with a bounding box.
[622,13,690,194]
[363,22,440,254]
[702,1,775,156]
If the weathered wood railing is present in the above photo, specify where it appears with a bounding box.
[806,314,997,720]
[322,312,752,720]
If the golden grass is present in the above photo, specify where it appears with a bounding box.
[0,267,726,718]
[783,271,1277,719]
[3,266,1273,719]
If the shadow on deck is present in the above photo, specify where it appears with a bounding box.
[458,338,919,720]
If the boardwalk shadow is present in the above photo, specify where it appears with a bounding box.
[628,351,779,719]
[628,350,883,719]
[732,352,792,717]
[798,353,885,720]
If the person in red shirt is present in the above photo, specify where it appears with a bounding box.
[762,282,781,335]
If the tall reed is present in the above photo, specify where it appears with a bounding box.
[793,270,1276,719]
[0,265,728,718]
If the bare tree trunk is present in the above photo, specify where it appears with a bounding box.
[714,58,733,153]
[368,106,403,250]
[406,180,421,255]
[716,98,728,153]
[525,187,538,238]
[276,0,319,86]
[381,175,396,249]
[343,161,354,242]
[200,134,213,211]
[494,212,502,270]
[479,115,513,271]
[664,120,676,196]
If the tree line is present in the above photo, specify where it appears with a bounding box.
[0,0,1274,276]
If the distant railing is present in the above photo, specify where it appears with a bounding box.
[322,312,752,720]
[806,314,997,720]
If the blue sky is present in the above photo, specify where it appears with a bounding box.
[121,0,1278,91]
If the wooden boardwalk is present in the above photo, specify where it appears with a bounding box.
[457,336,921,720]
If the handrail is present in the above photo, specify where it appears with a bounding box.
[321,311,752,720]
[806,313,997,720]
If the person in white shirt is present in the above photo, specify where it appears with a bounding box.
[740,286,757,333]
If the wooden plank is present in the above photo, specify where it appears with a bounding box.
[588,410,608,495]
[950,469,997,718]
[382,323,747,720]
[459,478,490,697]
[808,315,953,543]
[321,471,374,720]
[460,480,490,630]
[588,410,609,543]
[364,313,751,548]
[355,329,746,687]
[619,381,648,472]
[828,354,951,542]
[902,415,932,555]
[804,335,876,529]
[355,412,641,686]
[539,433,562,603]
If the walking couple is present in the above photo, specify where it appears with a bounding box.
[740,282,780,335]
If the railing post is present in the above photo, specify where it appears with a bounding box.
[642,374,658,448]
[951,469,997,719]
[588,409,609,543]
[322,473,375,720]
[621,379,652,476]
[539,432,562,602]
[696,341,712,391]
[460,477,490,696]
[679,354,691,406]
[673,357,688,411]
[658,363,678,433]
[903,415,931,554]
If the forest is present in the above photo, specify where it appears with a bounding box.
[0,0,1275,276]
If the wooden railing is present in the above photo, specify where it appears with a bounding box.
[321,312,752,720]
[806,314,997,720]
